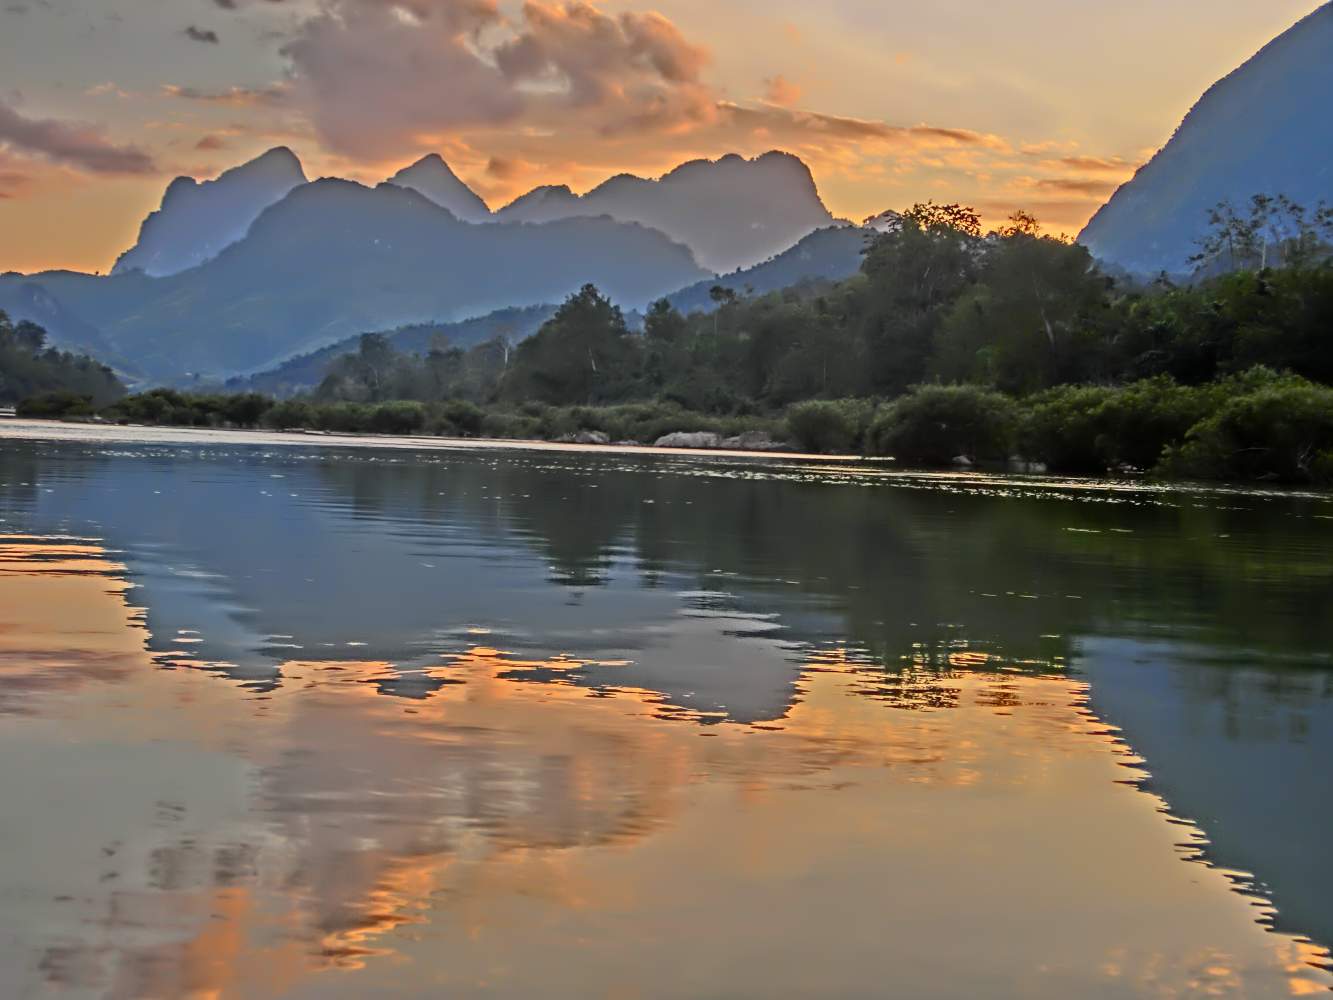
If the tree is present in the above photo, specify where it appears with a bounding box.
[853,202,984,394]
[936,232,1111,393]
[504,285,640,405]
[1191,194,1333,274]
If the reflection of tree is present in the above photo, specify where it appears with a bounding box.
[313,450,1333,680]
[0,442,42,517]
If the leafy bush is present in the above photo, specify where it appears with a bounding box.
[785,399,877,454]
[1158,375,1333,483]
[106,389,213,426]
[1020,378,1211,474]
[479,411,542,440]
[314,402,369,433]
[16,391,96,419]
[430,399,485,437]
[869,385,1018,464]
[1019,385,1118,473]
[368,400,426,435]
[219,393,273,427]
[264,399,314,430]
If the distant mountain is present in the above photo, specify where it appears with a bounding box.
[1079,4,1333,275]
[496,151,834,273]
[0,277,119,360]
[112,147,308,277]
[666,225,869,314]
[227,226,874,394]
[229,305,557,397]
[386,154,492,223]
[4,180,708,380]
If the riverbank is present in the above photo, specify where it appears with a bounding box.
[0,417,859,463]
[4,418,1331,502]
[15,366,1333,486]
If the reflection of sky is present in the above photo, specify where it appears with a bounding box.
[1081,637,1333,952]
[5,447,833,721]
[2,435,1332,995]
[1,536,1329,999]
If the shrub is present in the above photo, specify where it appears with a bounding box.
[869,385,1018,464]
[264,399,314,430]
[1019,385,1118,473]
[431,399,485,437]
[785,399,877,454]
[1158,376,1333,483]
[105,389,209,426]
[1020,378,1209,474]
[313,402,371,433]
[368,400,426,435]
[220,393,273,428]
[16,391,95,419]
[479,411,542,440]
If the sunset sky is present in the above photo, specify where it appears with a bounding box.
[0,0,1321,274]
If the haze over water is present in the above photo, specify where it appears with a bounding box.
[0,423,1330,999]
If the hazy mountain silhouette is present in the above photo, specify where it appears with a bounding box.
[666,225,869,314]
[3,181,708,379]
[112,147,308,278]
[496,151,834,273]
[231,227,869,395]
[230,305,557,397]
[4,148,846,382]
[386,154,492,224]
[0,278,120,361]
[1079,3,1333,275]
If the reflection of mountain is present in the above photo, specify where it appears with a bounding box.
[4,536,1328,1000]
[1081,637,1333,953]
[6,440,1332,712]
[4,435,1333,992]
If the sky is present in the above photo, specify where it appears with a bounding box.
[0,0,1323,274]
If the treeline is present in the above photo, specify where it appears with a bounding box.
[13,197,1333,484]
[786,369,1333,484]
[302,200,1333,408]
[50,364,1333,485]
[1,310,124,410]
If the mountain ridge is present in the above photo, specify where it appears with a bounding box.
[3,179,711,380]
[1079,3,1333,274]
[495,151,834,273]
[112,146,308,278]
[386,154,492,223]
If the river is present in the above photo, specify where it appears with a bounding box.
[1,421,1329,998]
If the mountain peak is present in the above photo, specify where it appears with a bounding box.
[112,148,309,277]
[1079,4,1333,274]
[497,151,832,272]
[386,154,491,223]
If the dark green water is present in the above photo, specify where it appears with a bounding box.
[1,423,1330,998]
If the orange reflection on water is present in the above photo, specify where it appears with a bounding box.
[0,537,1329,1000]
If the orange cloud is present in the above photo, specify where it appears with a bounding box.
[763,75,802,107]
[0,100,156,175]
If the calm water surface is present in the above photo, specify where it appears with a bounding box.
[1,422,1331,999]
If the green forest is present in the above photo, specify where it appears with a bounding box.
[0,311,124,411]
[9,196,1333,484]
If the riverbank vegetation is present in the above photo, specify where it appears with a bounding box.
[9,196,1333,485]
[0,311,124,411]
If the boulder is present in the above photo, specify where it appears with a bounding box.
[556,430,610,446]
[654,431,724,449]
[719,431,790,452]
